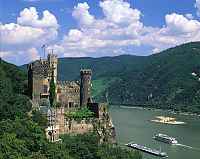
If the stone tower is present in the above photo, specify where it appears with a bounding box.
[47,53,58,83]
[28,53,58,106]
[80,69,92,107]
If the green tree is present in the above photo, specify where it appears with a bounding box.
[65,107,94,120]
[32,110,48,128]
[49,70,56,107]
[0,133,29,159]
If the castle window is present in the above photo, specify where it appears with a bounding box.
[69,102,74,108]
[43,85,48,93]
[57,88,61,93]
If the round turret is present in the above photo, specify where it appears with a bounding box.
[80,69,92,106]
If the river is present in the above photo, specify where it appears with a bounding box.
[109,106,200,159]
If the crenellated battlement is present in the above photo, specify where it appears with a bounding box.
[80,69,92,75]
[57,81,80,87]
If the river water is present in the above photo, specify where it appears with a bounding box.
[109,106,200,159]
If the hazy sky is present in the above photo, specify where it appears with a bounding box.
[0,0,200,65]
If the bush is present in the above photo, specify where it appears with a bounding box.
[65,107,94,120]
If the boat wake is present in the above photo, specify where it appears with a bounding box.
[175,143,200,151]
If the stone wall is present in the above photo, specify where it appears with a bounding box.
[46,107,94,141]
[57,81,80,109]
[28,54,81,110]
[28,58,56,105]
[46,106,116,144]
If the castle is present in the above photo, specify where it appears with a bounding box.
[28,53,89,109]
[28,53,115,142]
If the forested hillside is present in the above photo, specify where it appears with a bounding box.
[0,59,141,159]
[106,42,200,113]
[0,60,31,121]
[56,42,200,113]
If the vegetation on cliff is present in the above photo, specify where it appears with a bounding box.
[0,60,142,159]
[65,107,94,120]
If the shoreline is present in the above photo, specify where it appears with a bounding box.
[118,105,200,117]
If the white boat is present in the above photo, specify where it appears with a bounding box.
[125,142,168,158]
[153,133,178,144]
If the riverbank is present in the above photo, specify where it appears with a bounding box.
[118,105,200,117]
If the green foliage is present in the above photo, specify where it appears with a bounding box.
[0,133,29,159]
[106,42,200,113]
[61,133,141,159]
[0,94,31,121]
[65,107,94,120]
[0,61,31,121]
[0,119,47,151]
[97,144,142,159]
[49,72,56,107]
[32,110,48,128]
[56,102,62,108]
[92,77,119,102]
[1,60,27,94]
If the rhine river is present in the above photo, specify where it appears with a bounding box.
[109,106,200,159]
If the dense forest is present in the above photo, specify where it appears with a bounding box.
[107,42,200,113]
[22,42,200,113]
[0,60,142,159]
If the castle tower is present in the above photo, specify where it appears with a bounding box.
[27,53,58,106]
[47,53,58,83]
[80,69,92,107]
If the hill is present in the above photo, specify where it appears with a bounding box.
[107,42,200,113]
[57,42,200,113]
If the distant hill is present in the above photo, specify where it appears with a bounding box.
[106,42,200,113]
[21,42,200,113]
[56,55,148,80]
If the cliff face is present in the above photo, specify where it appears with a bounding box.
[45,104,116,144]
